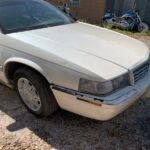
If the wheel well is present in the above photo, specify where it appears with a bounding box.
[5,62,48,84]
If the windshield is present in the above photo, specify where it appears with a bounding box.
[0,0,74,34]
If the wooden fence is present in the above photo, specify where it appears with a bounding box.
[105,0,150,25]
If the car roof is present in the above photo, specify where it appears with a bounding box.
[0,0,45,6]
[0,0,44,4]
[0,0,43,1]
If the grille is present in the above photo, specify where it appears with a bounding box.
[133,62,149,82]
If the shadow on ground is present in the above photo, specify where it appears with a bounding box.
[0,85,150,150]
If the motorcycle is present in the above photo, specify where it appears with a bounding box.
[102,9,149,32]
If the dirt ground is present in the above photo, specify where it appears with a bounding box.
[0,36,150,150]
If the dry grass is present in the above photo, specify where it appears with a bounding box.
[109,27,150,37]
[97,22,150,36]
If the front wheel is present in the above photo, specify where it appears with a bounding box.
[138,22,149,32]
[14,67,58,117]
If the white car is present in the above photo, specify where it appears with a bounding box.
[0,0,149,121]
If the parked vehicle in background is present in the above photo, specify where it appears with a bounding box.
[58,0,70,15]
[103,9,149,32]
[58,0,77,20]
[0,0,150,121]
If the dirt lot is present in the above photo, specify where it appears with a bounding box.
[0,36,150,150]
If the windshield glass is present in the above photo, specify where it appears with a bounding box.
[0,0,74,34]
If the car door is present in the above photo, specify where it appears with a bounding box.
[0,31,10,84]
[0,31,3,70]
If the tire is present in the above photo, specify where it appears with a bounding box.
[138,23,149,32]
[14,67,58,117]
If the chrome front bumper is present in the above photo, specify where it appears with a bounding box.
[51,71,150,121]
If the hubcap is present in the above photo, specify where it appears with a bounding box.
[17,78,42,112]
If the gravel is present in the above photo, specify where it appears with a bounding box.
[0,36,150,150]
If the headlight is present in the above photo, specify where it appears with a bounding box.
[79,74,129,96]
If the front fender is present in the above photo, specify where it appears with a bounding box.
[3,57,48,82]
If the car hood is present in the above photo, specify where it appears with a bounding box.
[6,22,149,80]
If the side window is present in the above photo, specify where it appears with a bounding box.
[70,0,80,7]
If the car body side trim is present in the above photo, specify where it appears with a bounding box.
[50,84,104,105]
